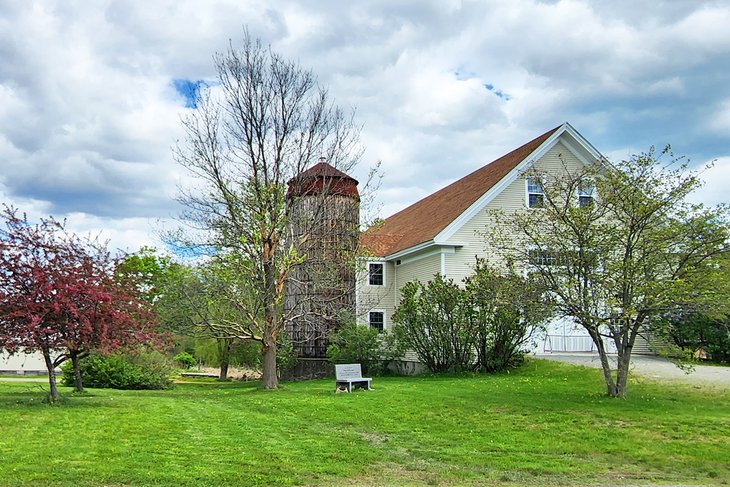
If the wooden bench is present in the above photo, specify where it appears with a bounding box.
[335,364,372,392]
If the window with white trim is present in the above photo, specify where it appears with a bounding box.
[368,310,385,332]
[577,180,594,207]
[368,262,384,286]
[527,177,544,208]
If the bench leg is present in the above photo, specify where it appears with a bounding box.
[336,381,373,392]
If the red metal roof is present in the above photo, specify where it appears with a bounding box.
[287,162,359,199]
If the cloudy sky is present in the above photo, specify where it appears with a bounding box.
[1,0,729,254]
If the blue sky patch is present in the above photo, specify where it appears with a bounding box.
[484,83,512,101]
[164,241,217,260]
[172,79,206,108]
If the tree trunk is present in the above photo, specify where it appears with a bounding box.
[589,328,620,397]
[218,338,231,381]
[260,251,279,390]
[614,347,633,398]
[261,338,278,389]
[71,351,84,393]
[41,347,59,403]
[219,361,229,381]
[598,351,620,397]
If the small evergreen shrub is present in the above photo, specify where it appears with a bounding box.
[61,350,174,390]
[327,323,403,376]
[173,351,197,369]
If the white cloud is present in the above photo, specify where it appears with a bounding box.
[0,0,728,253]
[688,157,730,208]
[61,213,170,255]
[708,99,730,135]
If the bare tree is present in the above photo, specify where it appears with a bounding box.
[173,31,363,389]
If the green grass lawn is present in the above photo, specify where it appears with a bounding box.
[0,360,728,486]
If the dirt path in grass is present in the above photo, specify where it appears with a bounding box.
[535,353,730,388]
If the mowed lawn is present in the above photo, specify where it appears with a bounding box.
[0,360,728,486]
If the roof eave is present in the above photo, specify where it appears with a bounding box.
[382,240,467,261]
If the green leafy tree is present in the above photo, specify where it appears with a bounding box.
[154,254,254,380]
[118,248,263,380]
[491,147,729,397]
[664,312,730,364]
[116,247,179,304]
[118,248,248,377]
[193,338,261,371]
[665,253,730,364]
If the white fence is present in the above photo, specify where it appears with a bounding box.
[543,334,596,353]
[530,318,618,354]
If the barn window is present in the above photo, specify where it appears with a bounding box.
[528,248,596,267]
[578,180,595,207]
[368,262,384,286]
[368,310,385,332]
[527,177,544,208]
[528,248,561,266]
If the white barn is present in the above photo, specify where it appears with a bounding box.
[357,123,650,359]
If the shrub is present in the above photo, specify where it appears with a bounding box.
[173,351,197,369]
[61,349,174,390]
[667,313,730,364]
[327,322,403,376]
[465,260,549,372]
[393,262,549,373]
[392,276,473,373]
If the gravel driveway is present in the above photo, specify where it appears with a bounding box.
[535,353,730,388]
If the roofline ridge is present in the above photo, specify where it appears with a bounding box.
[377,124,563,224]
[365,123,592,257]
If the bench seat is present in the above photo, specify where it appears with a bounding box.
[335,364,373,392]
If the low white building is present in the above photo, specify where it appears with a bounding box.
[0,349,55,375]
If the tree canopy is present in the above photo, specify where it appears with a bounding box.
[491,147,729,397]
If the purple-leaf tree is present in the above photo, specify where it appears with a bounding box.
[0,206,159,401]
